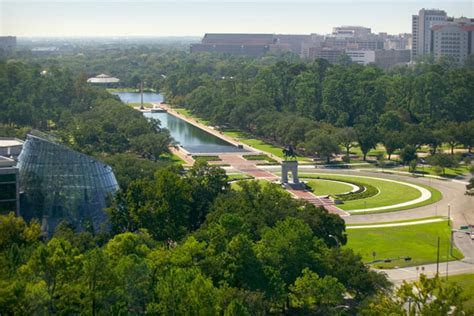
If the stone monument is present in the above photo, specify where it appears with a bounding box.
[281,146,305,189]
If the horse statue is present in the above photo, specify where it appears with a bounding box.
[282,145,297,160]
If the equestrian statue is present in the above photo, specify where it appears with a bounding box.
[282,145,297,160]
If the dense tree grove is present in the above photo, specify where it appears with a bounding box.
[2,45,473,314]
[0,61,173,188]
[160,55,474,160]
[0,161,394,314]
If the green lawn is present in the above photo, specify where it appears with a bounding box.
[349,144,387,158]
[442,274,474,311]
[299,173,442,213]
[159,153,185,165]
[223,130,310,162]
[173,108,211,125]
[227,173,254,181]
[396,165,472,178]
[305,179,354,196]
[192,155,221,163]
[345,221,463,268]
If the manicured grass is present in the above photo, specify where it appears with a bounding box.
[305,179,354,196]
[299,173,442,213]
[300,174,419,210]
[192,155,221,162]
[243,154,278,164]
[396,165,471,178]
[159,153,185,165]
[223,130,310,162]
[441,274,474,311]
[345,221,463,268]
[349,144,387,158]
[173,108,211,125]
[227,173,255,181]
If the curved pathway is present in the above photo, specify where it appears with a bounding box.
[346,218,446,229]
[261,166,474,229]
[325,174,432,213]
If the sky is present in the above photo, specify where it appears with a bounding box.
[1,0,472,37]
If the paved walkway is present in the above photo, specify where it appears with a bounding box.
[213,154,346,215]
[346,218,447,229]
[287,189,349,216]
[215,154,279,180]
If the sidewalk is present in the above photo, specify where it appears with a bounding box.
[378,260,474,284]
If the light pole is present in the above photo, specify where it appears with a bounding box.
[436,236,440,276]
[448,204,451,226]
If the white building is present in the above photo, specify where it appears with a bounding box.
[345,50,375,65]
[412,9,447,59]
[431,18,474,64]
[332,26,372,38]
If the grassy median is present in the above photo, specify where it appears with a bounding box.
[345,221,463,268]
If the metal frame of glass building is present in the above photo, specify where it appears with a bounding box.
[17,132,119,236]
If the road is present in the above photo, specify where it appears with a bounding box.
[261,166,474,229]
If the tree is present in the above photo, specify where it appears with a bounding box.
[399,145,417,165]
[381,131,404,160]
[337,127,357,158]
[465,177,474,196]
[444,122,461,155]
[355,125,379,161]
[146,268,221,315]
[427,154,459,175]
[289,268,345,313]
[106,167,192,241]
[363,274,468,315]
[131,132,172,160]
[186,161,229,230]
[303,129,340,163]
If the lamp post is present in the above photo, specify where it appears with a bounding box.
[448,204,451,226]
[436,236,440,276]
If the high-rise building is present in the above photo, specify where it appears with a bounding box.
[17,132,119,236]
[412,9,447,59]
[431,18,474,64]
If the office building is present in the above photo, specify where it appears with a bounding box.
[431,18,474,64]
[412,9,447,59]
[0,156,19,215]
[332,26,372,38]
[17,132,119,236]
[191,33,276,57]
[0,138,24,159]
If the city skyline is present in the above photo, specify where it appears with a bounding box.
[1,0,472,37]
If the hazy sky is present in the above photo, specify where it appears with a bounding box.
[1,0,472,37]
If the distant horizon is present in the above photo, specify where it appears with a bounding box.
[1,1,472,37]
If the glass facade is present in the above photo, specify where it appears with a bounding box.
[17,133,119,235]
[0,171,18,215]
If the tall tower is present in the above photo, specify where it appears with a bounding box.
[411,9,447,60]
